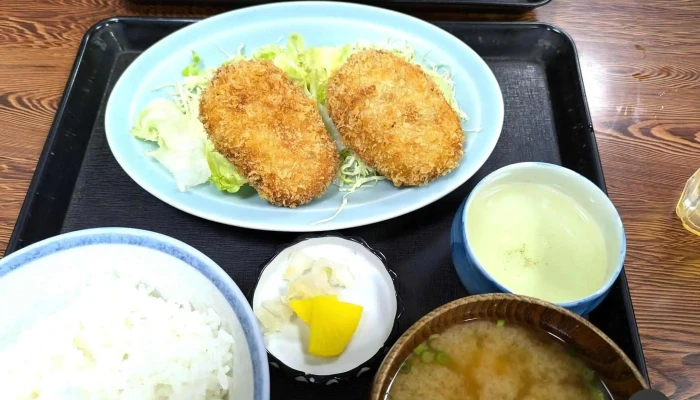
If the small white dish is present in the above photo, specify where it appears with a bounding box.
[251,236,401,384]
[0,228,269,400]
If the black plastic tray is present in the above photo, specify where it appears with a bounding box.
[128,0,552,13]
[5,17,649,399]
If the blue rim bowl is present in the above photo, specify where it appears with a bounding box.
[450,162,626,315]
[0,227,270,400]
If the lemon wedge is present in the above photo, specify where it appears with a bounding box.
[308,297,363,357]
[289,295,337,324]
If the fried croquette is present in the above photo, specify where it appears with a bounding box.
[199,59,339,207]
[326,49,464,187]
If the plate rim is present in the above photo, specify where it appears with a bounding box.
[105,1,504,232]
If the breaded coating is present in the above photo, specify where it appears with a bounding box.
[199,60,339,207]
[327,50,464,187]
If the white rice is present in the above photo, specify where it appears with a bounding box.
[0,273,234,400]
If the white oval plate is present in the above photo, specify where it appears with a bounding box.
[105,2,504,232]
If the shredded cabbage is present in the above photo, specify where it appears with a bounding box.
[310,148,385,226]
[130,34,466,223]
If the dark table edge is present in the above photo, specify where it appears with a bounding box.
[4,16,651,387]
[126,0,553,12]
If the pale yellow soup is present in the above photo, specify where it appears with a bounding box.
[467,182,608,303]
[387,321,608,400]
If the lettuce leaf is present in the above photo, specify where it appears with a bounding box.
[205,141,246,193]
[148,116,211,192]
[300,46,353,104]
[132,98,247,193]
[252,34,308,86]
[131,98,184,142]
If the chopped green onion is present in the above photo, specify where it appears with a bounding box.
[413,343,429,356]
[427,334,441,349]
[420,350,435,363]
[496,319,505,327]
[583,368,596,382]
[398,362,411,374]
[436,351,451,365]
[588,386,605,400]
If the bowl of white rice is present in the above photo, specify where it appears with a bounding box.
[0,227,269,400]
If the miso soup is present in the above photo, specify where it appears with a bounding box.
[387,320,610,400]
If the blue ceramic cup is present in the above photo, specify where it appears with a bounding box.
[450,162,626,315]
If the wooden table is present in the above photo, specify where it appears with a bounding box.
[1,0,698,397]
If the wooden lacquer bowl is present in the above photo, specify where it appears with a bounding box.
[371,294,648,400]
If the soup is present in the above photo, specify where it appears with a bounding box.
[467,182,609,303]
[386,320,609,400]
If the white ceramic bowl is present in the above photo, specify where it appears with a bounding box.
[0,228,269,400]
[450,162,626,315]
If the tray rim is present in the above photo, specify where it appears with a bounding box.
[126,0,553,11]
[4,16,650,387]
[4,21,97,256]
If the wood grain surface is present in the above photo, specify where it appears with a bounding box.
[0,0,699,398]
